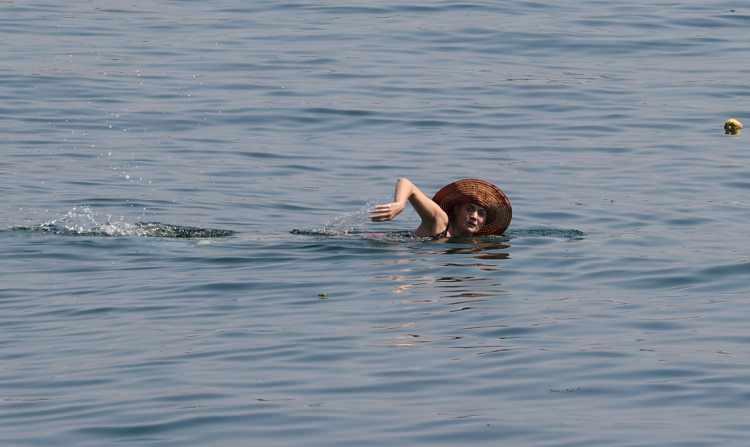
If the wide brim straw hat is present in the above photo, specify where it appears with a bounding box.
[432,178,512,236]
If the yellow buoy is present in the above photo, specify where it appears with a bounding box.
[724,118,743,135]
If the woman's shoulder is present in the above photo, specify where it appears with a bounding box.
[414,221,449,238]
[430,228,450,240]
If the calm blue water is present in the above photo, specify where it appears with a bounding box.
[3,1,750,445]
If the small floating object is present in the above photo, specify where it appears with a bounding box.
[724,118,743,135]
[318,292,328,299]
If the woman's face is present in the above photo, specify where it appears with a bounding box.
[453,202,487,236]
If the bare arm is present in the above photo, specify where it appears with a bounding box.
[369,178,448,236]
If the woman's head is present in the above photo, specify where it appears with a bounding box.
[449,201,488,236]
[432,179,512,236]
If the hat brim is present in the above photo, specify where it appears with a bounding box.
[432,179,512,236]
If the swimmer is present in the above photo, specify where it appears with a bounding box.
[370,178,512,238]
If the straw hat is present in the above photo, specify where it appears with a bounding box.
[432,178,512,235]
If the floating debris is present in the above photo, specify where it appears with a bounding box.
[724,118,743,135]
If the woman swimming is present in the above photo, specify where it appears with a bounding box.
[369,178,512,238]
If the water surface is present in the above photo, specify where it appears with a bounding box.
[3,1,750,446]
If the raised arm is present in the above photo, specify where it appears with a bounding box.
[369,178,449,237]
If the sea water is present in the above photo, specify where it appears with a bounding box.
[3,1,750,446]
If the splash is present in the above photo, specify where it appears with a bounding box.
[314,203,374,236]
[11,207,234,238]
[290,203,421,242]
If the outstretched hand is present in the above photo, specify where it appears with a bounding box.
[369,202,406,222]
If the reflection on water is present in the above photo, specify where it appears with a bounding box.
[366,236,517,353]
[443,240,511,256]
[442,240,511,272]
[370,236,514,300]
